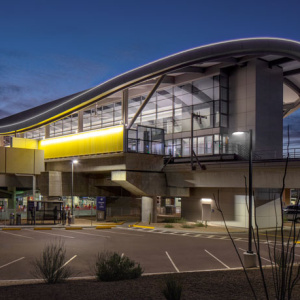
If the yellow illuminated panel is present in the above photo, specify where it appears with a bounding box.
[12,138,38,149]
[38,126,124,159]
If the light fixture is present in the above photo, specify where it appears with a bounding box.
[201,198,212,203]
[40,126,123,146]
[232,132,245,135]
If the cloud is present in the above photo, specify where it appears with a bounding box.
[0,49,112,118]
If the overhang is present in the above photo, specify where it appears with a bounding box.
[1,37,300,134]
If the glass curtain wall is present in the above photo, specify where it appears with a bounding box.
[129,75,228,157]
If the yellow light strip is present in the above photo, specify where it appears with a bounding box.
[40,126,123,146]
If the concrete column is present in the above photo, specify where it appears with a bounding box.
[8,186,16,214]
[78,111,84,133]
[283,189,291,206]
[45,125,50,138]
[141,196,157,223]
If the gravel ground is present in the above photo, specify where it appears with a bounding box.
[1,268,299,300]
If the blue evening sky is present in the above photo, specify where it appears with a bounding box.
[1,0,300,145]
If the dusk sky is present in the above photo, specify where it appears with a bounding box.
[1,0,300,145]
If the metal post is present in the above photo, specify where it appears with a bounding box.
[71,161,74,215]
[191,113,194,170]
[248,129,253,253]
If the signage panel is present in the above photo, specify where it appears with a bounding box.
[96,197,106,211]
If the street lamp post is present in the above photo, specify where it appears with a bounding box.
[233,130,256,267]
[71,159,78,216]
[248,129,253,254]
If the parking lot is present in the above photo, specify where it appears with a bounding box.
[1,226,300,283]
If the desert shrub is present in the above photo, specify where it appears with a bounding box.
[181,223,195,228]
[162,277,182,300]
[164,224,174,228]
[95,251,143,281]
[32,240,72,284]
[163,218,186,224]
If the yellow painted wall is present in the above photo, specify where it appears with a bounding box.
[12,137,38,149]
[38,125,124,159]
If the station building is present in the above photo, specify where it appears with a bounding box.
[1,37,300,227]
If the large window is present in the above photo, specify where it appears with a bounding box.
[130,75,228,135]
[50,113,78,137]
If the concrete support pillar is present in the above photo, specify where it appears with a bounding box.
[78,111,83,133]
[8,186,16,213]
[141,196,157,223]
[33,175,36,202]
[45,125,50,139]
[283,189,291,206]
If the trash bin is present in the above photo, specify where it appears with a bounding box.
[16,213,21,225]
[9,213,15,225]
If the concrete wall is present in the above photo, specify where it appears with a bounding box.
[228,59,283,158]
[0,147,44,175]
[181,187,281,228]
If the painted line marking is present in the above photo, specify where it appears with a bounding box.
[0,231,34,239]
[165,251,179,273]
[61,255,77,269]
[205,249,230,269]
[55,255,77,275]
[207,235,215,238]
[220,236,228,239]
[24,229,75,239]
[0,257,25,270]
[67,231,110,238]
[239,248,272,263]
[274,246,300,257]
[99,230,143,237]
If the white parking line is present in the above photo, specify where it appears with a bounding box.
[24,229,75,239]
[55,255,77,275]
[68,231,110,238]
[60,255,77,269]
[239,247,272,263]
[165,251,180,273]
[0,257,25,269]
[0,231,34,239]
[205,249,230,269]
[104,229,144,237]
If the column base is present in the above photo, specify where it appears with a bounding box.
[243,252,257,268]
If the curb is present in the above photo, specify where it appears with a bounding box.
[96,226,113,229]
[132,225,155,229]
[2,228,21,231]
[65,227,83,230]
[34,228,52,230]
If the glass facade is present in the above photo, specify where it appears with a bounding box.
[50,113,78,137]
[129,75,228,134]
[24,127,45,140]
[22,74,229,157]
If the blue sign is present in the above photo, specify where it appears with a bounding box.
[96,197,106,211]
